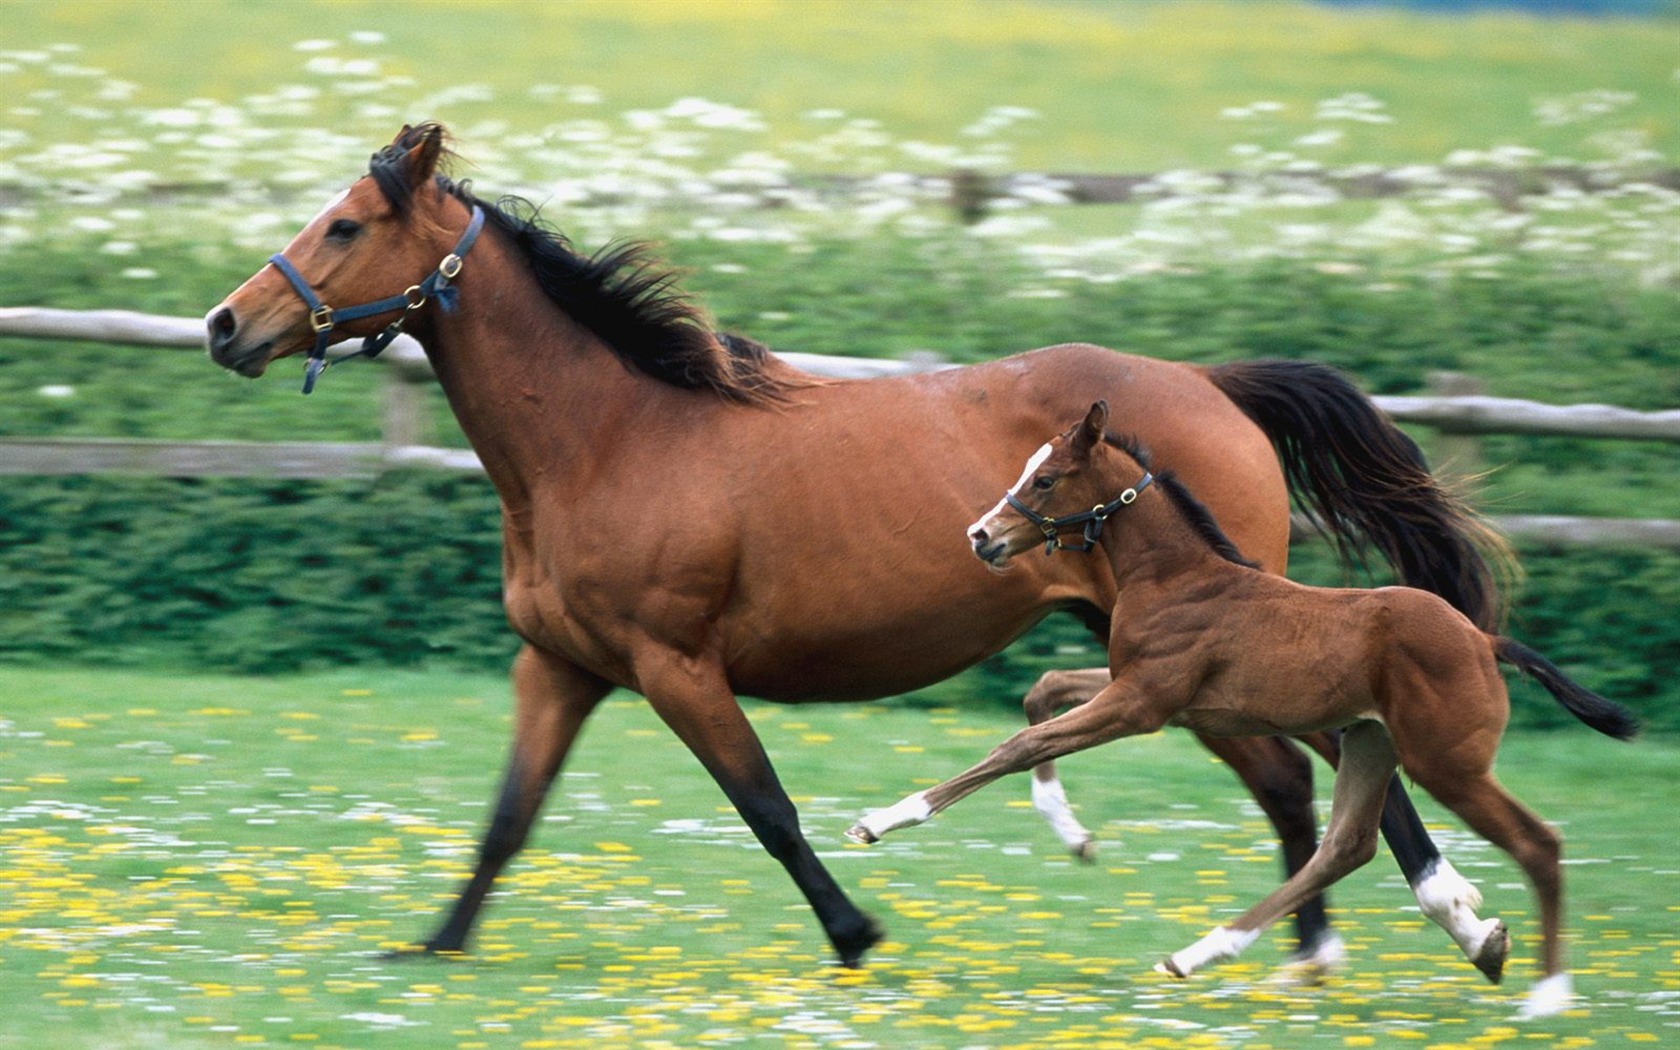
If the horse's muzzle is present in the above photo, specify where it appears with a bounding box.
[205,306,273,376]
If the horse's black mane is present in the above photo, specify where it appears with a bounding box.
[368,125,795,405]
[1104,434,1260,569]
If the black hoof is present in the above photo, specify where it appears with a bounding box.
[835,915,886,969]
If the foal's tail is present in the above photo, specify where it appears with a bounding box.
[1494,637,1640,740]
[1207,359,1517,632]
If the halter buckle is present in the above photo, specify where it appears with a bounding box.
[308,305,334,333]
[438,254,463,280]
[1119,488,1138,505]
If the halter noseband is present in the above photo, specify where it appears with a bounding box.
[1005,471,1154,555]
[268,204,485,394]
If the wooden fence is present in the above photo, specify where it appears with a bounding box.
[3,306,1678,548]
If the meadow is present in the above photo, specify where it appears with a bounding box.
[2,665,1677,1050]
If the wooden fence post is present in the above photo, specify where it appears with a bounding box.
[1425,371,1486,482]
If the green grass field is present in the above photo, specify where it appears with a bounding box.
[2,666,1676,1049]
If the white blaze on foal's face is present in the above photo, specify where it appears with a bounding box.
[970,442,1054,541]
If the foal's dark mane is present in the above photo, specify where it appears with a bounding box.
[1103,434,1260,569]
[369,124,797,406]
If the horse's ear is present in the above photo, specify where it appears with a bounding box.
[1071,400,1108,459]
[389,123,445,190]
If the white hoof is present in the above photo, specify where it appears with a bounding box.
[1516,972,1574,1019]
[1270,932,1346,986]
[844,824,877,845]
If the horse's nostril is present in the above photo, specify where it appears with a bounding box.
[970,527,989,546]
[207,306,237,349]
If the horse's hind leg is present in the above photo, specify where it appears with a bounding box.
[1412,769,1568,1018]
[415,645,612,954]
[1160,720,1398,979]
[1022,668,1108,861]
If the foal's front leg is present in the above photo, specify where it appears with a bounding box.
[849,677,1168,844]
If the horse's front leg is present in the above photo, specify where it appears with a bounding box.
[414,645,612,955]
[849,676,1168,843]
[639,652,882,967]
[1160,720,1398,979]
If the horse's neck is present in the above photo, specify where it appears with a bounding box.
[416,234,664,509]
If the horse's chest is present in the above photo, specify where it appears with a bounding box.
[501,562,625,676]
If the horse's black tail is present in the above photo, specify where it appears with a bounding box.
[1207,359,1517,632]
[1495,638,1640,740]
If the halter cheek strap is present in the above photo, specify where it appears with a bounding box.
[269,204,485,394]
[1005,471,1154,555]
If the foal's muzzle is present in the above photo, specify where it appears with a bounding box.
[967,526,1010,566]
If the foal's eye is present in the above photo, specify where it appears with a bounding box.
[1032,475,1056,490]
[325,218,362,241]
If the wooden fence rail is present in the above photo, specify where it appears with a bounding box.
[3,306,1677,548]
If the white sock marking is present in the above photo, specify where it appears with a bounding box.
[853,791,932,842]
[1031,775,1092,853]
[1413,858,1500,958]
[1160,925,1259,977]
[1517,972,1574,1019]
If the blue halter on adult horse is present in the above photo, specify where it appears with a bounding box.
[205,124,1513,976]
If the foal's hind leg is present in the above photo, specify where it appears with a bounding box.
[1022,668,1108,860]
[1412,769,1568,1018]
[1160,721,1398,978]
[1296,732,1506,982]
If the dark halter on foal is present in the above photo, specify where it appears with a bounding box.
[268,204,486,393]
[1006,471,1154,555]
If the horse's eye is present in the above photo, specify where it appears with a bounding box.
[325,218,362,241]
[1033,475,1055,490]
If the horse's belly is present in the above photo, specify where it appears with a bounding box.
[724,615,1045,703]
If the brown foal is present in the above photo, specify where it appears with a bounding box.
[849,401,1638,1018]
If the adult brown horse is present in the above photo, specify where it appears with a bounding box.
[204,124,1510,975]
[850,402,1638,1017]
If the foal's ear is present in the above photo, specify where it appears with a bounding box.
[1070,400,1109,459]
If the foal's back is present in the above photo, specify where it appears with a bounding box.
[1158,566,1505,744]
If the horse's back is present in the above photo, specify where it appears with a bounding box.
[692,344,1289,701]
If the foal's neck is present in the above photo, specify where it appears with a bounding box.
[1092,459,1234,589]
